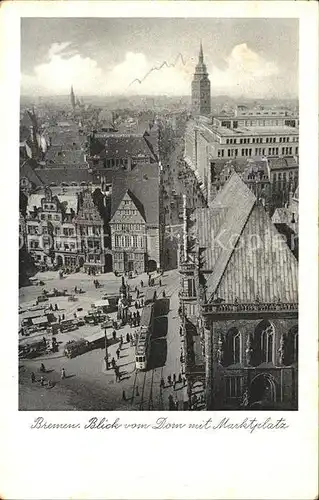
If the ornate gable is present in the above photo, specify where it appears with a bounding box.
[110,190,145,224]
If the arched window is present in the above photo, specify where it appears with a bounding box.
[284,326,298,365]
[224,328,241,366]
[253,320,275,365]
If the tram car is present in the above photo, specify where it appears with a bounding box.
[135,304,154,371]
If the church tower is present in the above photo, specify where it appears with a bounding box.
[191,42,211,116]
[70,85,76,110]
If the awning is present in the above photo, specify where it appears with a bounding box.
[85,331,105,343]
[32,316,48,325]
[94,300,110,308]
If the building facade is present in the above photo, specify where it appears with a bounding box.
[179,172,298,410]
[25,188,78,267]
[184,106,299,204]
[110,163,160,275]
[191,42,211,117]
[110,191,147,274]
[75,190,105,273]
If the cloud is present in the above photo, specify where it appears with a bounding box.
[21,42,105,95]
[21,41,284,97]
[211,43,280,97]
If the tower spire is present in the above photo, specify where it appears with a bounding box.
[70,85,76,109]
[199,40,204,63]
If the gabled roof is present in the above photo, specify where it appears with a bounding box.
[111,163,159,225]
[196,172,298,304]
[110,190,146,223]
[89,134,156,161]
[20,160,44,188]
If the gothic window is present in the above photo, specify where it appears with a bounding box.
[284,326,298,365]
[225,377,242,398]
[253,320,275,365]
[224,328,241,366]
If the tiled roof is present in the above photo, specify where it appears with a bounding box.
[34,168,93,186]
[89,134,156,161]
[20,160,44,188]
[110,163,159,225]
[268,156,298,170]
[45,147,86,166]
[196,172,298,303]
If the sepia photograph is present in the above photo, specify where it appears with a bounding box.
[19,16,299,412]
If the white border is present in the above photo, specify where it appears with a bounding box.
[0,2,318,499]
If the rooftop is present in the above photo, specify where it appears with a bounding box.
[111,163,159,225]
[195,172,298,304]
[208,124,299,137]
[89,133,157,161]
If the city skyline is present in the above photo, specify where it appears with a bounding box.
[21,18,298,98]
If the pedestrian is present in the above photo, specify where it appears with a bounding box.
[162,290,166,298]
[111,357,116,369]
[40,363,46,373]
[168,395,175,410]
[130,333,133,346]
[178,373,182,383]
[136,289,140,299]
[61,368,66,379]
[120,334,123,343]
[179,326,183,336]
[62,313,65,321]
[31,372,35,383]
[140,280,143,288]
[40,376,44,386]
[160,377,165,389]
[126,332,130,343]
[135,301,138,310]
[49,304,53,311]
[116,348,120,360]
[122,390,126,401]
[112,329,116,341]
[55,303,58,311]
[74,312,77,319]
[180,354,184,364]
[167,375,171,386]
[75,285,77,293]
[159,279,162,287]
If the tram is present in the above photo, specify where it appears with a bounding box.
[135,304,154,371]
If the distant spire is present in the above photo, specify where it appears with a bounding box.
[199,40,204,63]
[70,85,76,109]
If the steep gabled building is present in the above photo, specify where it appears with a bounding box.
[179,172,298,410]
[110,163,160,274]
[75,190,105,273]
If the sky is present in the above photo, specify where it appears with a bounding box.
[21,18,299,98]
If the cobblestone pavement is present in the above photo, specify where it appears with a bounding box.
[19,269,186,410]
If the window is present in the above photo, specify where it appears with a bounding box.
[115,235,121,247]
[55,215,60,221]
[48,214,52,220]
[225,377,242,398]
[41,214,45,220]
[253,320,274,365]
[124,235,130,247]
[224,328,241,365]
[132,235,138,248]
